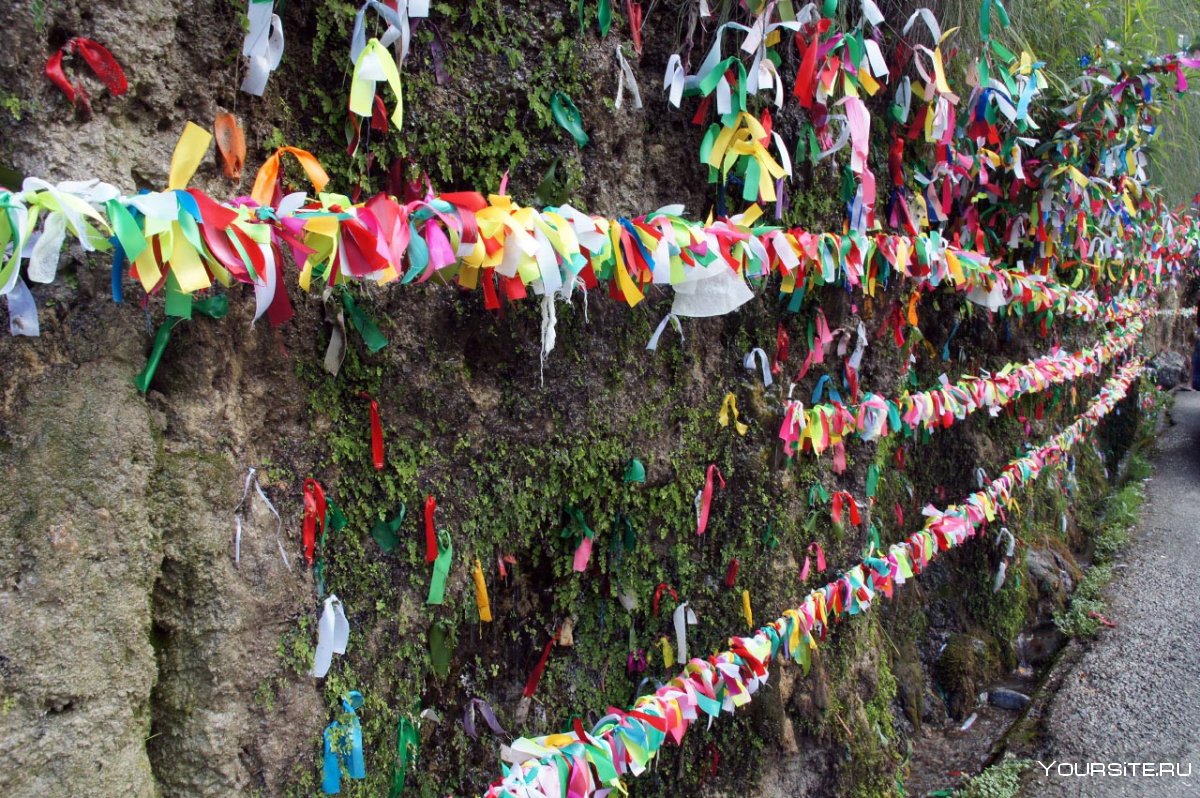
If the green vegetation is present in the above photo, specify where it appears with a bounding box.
[955,756,1031,798]
[1053,451,1149,637]
[990,0,1200,204]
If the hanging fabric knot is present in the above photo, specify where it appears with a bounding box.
[424,495,438,563]
[471,558,492,622]
[240,1,285,96]
[560,506,597,572]
[646,311,684,350]
[311,594,350,678]
[724,558,740,588]
[322,691,366,794]
[523,626,560,702]
[658,635,675,668]
[831,491,861,526]
[463,697,506,739]
[45,37,129,115]
[653,582,678,616]
[389,714,419,798]
[302,478,327,567]
[358,391,385,470]
[718,392,749,435]
[743,348,773,387]
[611,513,637,565]
[615,44,643,110]
[800,541,826,581]
[772,323,790,375]
[426,530,452,605]
[233,466,290,569]
[371,504,407,553]
[696,464,726,535]
[673,601,698,662]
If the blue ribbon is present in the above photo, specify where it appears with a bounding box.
[109,236,125,303]
[322,691,366,794]
[812,374,842,404]
[942,320,960,361]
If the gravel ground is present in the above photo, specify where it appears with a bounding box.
[1023,391,1200,797]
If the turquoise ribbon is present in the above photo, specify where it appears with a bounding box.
[322,691,366,794]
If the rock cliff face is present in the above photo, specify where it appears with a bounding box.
[0,2,1184,798]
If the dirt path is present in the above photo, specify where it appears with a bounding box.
[1022,391,1200,796]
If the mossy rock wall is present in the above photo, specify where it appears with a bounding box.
[0,1,1171,797]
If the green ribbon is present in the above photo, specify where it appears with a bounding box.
[426,530,452,605]
[559,505,595,546]
[342,291,388,353]
[762,519,780,549]
[550,92,589,147]
[598,0,611,35]
[315,500,347,600]
[133,294,229,393]
[623,457,646,484]
[611,513,636,564]
[388,716,419,798]
[372,504,407,552]
[105,198,146,262]
[165,271,193,319]
[866,464,880,498]
[428,620,453,679]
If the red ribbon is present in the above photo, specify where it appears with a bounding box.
[302,478,327,566]
[831,492,861,526]
[696,464,725,535]
[772,323,790,374]
[523,627,560,699]
[724,558,740,588]
[44,38,128,112]
[424,495,438,563]
[626,1,644,54]
[800,541,826,581]
[358,391,385,470]
[652,582,677,616]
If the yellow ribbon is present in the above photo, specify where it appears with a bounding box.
[718,392,748,435]
[472,559,492,622]
[168,122,213,190]
[741,589,753,630]
[350,38,403,129]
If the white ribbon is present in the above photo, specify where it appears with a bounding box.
[646,312,683,351]
[27,211,67,284]
[743,347,772,387]
[861,0,884,27]
[615,46,643,110]
[848,321,868,371]
[673,602,698,662]
[663,54,685,108]
[241,1,285,96]
[6,278,39,337]
[311,594,350,677]
[903,8,942,43]
[251,241,277,324]
[232,466,291,569]
[539,291,556,386]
